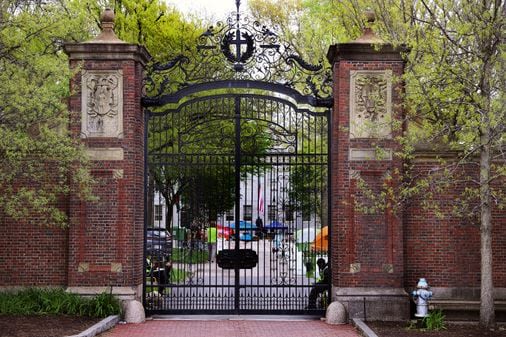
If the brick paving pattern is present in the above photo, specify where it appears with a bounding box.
[99,319,361,337]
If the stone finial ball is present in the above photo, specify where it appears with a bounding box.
[101,8,115,23]
[326,301,347,325]
[364,9,376,23]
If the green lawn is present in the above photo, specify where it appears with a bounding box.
[171,247,209,264]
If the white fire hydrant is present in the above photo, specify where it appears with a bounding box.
[411,278,433,318]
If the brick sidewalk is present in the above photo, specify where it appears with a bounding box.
[99,319,361,337]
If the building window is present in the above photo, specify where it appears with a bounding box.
[243,205,252,221]
[226,209,234,221]
[154,205,163,221]
[267,205,277,221]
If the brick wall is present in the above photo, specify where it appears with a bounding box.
[0,170,69,287]
[404,158,506,291]
[0,215,68,287]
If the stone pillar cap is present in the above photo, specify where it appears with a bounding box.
[87,8,125,44]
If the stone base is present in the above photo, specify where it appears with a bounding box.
[333,287,409,322]
[325,301,347,324]
[429,287,506,322]
[66,285,141,301]
[122,300,145,323]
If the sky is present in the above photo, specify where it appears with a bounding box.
[166,0,249,20]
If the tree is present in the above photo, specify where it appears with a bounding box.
[288,156,328,226]
[85,0,203,62]
[398,1,505,328]
[251,0,505,328]
[147,95,273,229]
[0,0,96,227]
[0,0,204,228]
[249,0,349,63]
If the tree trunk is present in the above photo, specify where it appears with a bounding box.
[479,119,495,328]
[147,175,154,227]
[165,199,174,230]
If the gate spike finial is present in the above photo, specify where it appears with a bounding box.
[235,0,241,29]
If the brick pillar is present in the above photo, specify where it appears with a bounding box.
[327,12,408,320]
[64,9,150,300]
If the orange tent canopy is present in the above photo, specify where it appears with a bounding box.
[311,226,328,252]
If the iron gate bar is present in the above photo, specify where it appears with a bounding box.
[148,153,329,159]
[234,96,241,313]
[143,94,330,314]
[142,80,333,108]
[148,158,329,167]
[161,284,322,288]
[146,91,331,120]
[142,107,149,309]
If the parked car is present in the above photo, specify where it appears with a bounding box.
[217,224,232,240]
[146,228,172,256]
[240,231,253,241]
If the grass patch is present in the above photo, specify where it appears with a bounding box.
[422,309,446,331]
[171,268,188,283]
[0,288,121,318]
[407,309,447,331]
[171,247,209,264]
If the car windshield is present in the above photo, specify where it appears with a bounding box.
[147,229,167,238]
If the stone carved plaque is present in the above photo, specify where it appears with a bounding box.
[81,70,123,138]
[350,70,392,139]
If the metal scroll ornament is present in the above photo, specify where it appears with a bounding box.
[144,1,332,103]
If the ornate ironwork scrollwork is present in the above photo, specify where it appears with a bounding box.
[285,54,322,72]
[143,3,332,102]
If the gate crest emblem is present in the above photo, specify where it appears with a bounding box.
[221,30,255,69]
[143,0,332,105]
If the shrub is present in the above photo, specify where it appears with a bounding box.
[171,268,189,283]
[422,309,446,331]
[0,288,121,318]
[85,292,122,318]
[171,247,209,264]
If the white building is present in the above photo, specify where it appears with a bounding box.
[150,171,321,232]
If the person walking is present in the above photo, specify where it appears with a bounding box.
[206,223,218,262]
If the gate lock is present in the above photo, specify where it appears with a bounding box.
[216,249,258,269]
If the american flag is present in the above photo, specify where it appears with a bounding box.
[257,182,264,213]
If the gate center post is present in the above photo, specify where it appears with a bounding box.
[234,96,242,312]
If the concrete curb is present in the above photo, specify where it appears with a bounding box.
[352,318,379,337]
[66,315,120,337]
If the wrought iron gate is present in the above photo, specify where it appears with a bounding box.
[142,1,332,315]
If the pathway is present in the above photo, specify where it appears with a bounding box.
[99,317,361,337]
